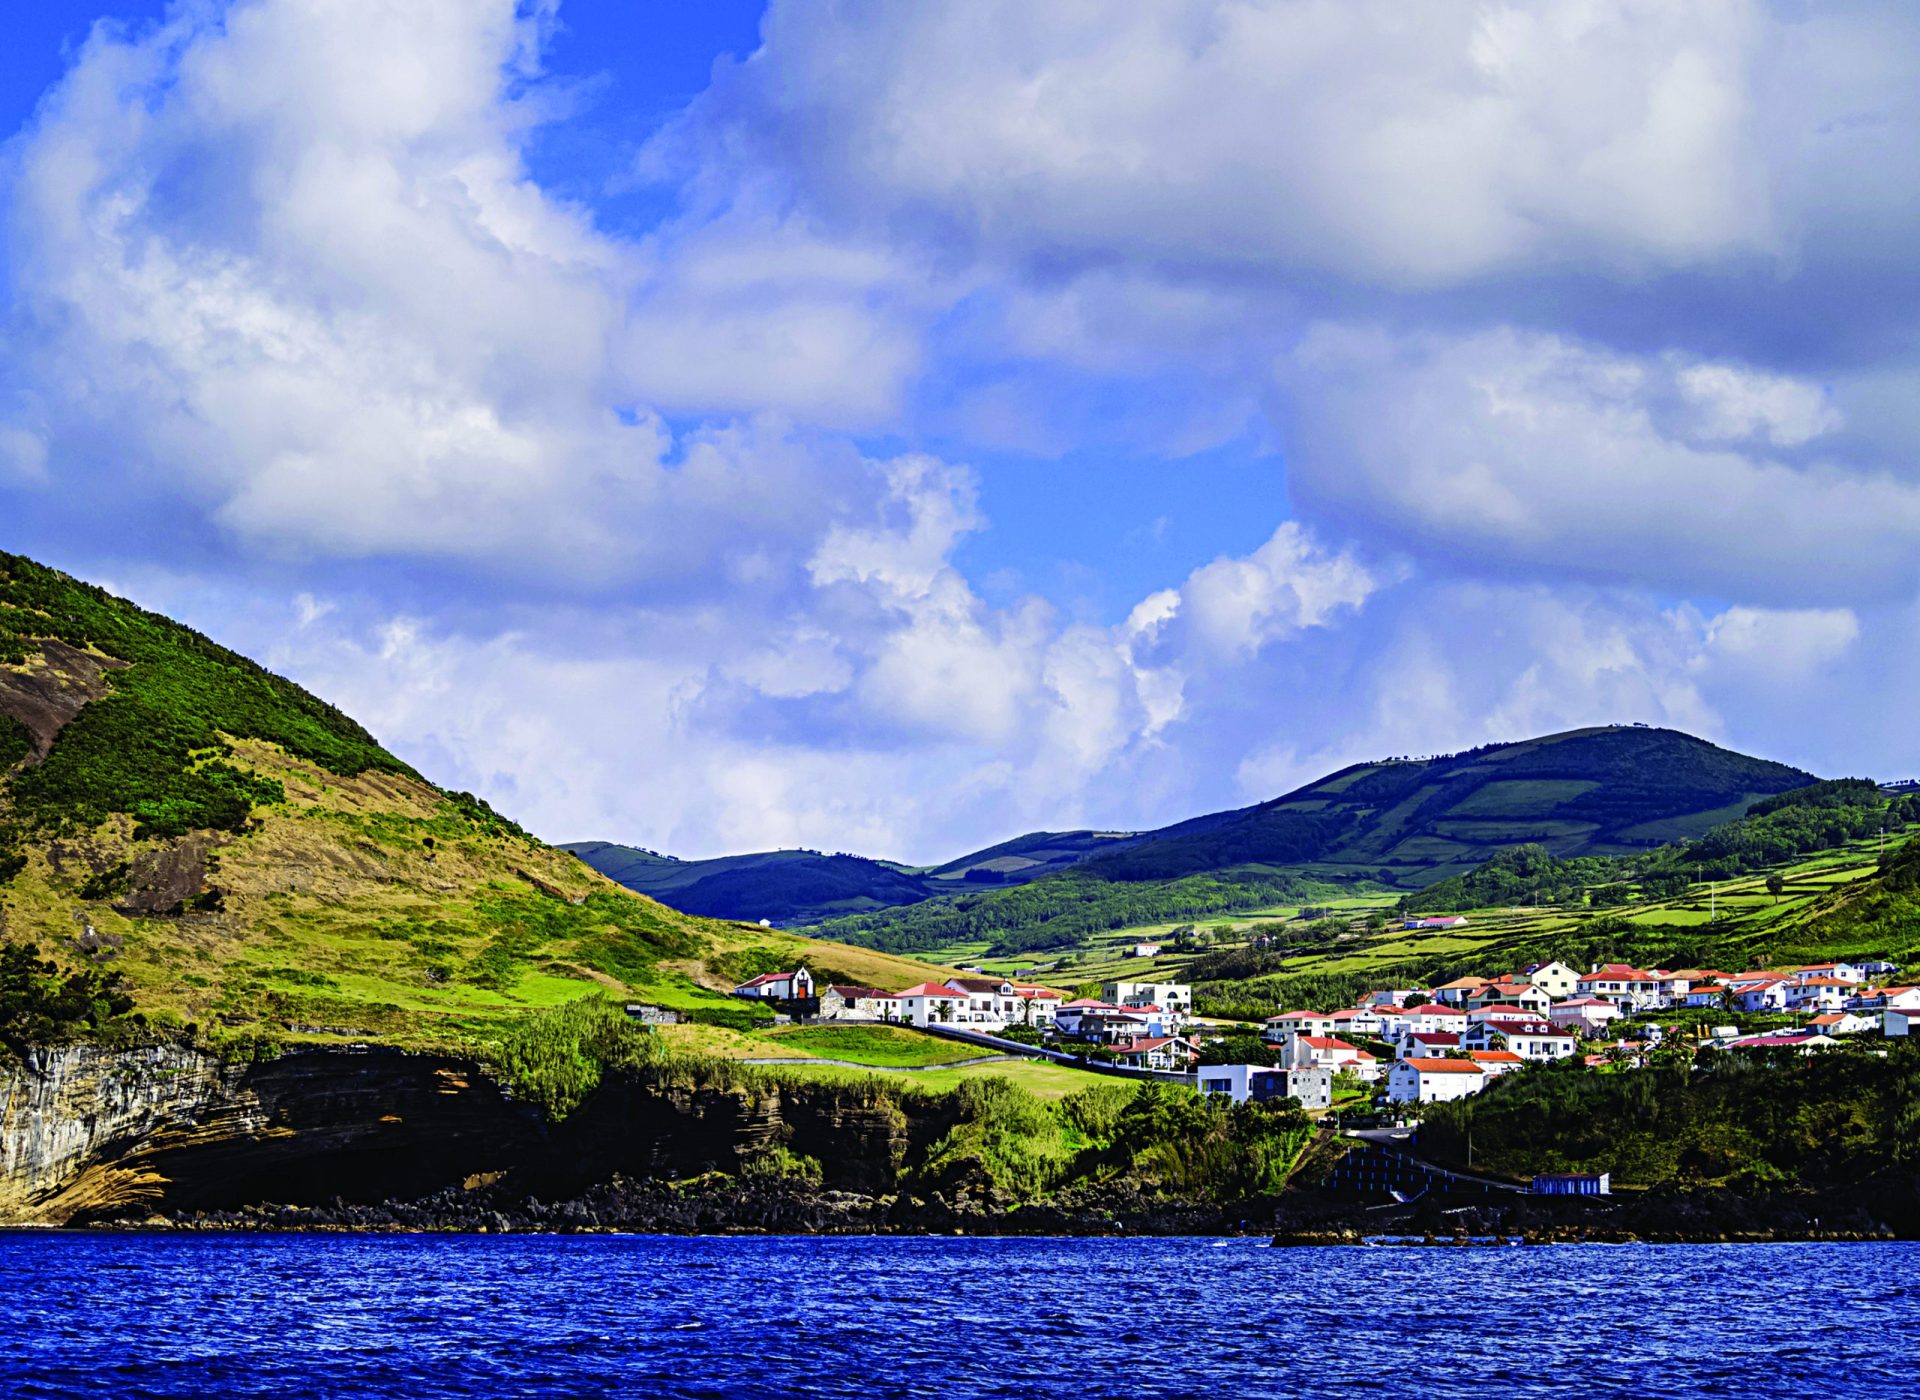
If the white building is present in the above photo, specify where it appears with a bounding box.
[1196,1063,1334,1109]
[1462,1019,1577,1061]
[1385,1058,1487,1104]
[732,966,816,1000]
[1523,961,1583,999]
[1547,998,1622,1035]
[1888,1008,1917,1038]
[1105,981,1193,1018]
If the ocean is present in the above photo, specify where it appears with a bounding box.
[0,1232,1912,1397]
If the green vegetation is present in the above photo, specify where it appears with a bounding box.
[565,842,933,924]
[491,995,662,1118]
[756,1024,977,1067]
[1422,1044,1920,1187]
[811,869,1345,958]
[0,942,139,1055]
[0,716,29,772]
[0,551,411,842]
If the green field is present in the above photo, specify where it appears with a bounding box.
[753,1023,980,1067]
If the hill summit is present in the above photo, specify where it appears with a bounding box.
[0,551,939,1050]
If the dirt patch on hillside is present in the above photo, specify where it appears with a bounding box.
[0,640,128,762]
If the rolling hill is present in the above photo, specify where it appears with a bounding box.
[560,843,936,923]
[582,726,1819,955]
[0,551,947,1053]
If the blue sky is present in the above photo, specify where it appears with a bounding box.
[2,1,1918,862]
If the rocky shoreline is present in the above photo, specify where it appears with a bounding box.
[79,1173,1919,1244]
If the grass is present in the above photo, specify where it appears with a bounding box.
[755,1024,979,1067]
[758,1057,1120,1101]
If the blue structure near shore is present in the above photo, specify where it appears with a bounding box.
[1533,1171,1611,1196]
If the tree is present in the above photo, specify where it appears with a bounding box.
[1765,873,1786,903]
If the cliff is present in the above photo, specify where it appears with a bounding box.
[0,1041,938,1227]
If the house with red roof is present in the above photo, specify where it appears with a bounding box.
[1887,1007,1918,1038]
[1576,964,1669,1009]
[1398,1031,1461,1061]
[732,966,816,1000]
[1109,1036,1200,1071]
[1807,1012,1875,1037]
[1287,1035,1381,1080]
[1385,1057,1487,1104]
[1730,978,1792,1014]
[1783,977,1854,1013]
[1546,998,1623,1035]
[1466,1049,1525,1076]
[1461,1018,1577,1061]
[1262,1009,1338,1043]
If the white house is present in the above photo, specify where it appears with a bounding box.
[1432,976,1489,1006]
[733,966,816,1000]
[1576,964,1668,1010]
[1783,977,1853,1013]
[1263,1010,1338,1042]
[1287,1035,1380,1079]
[1010,984,1064,1026]
[1731,979,1792,1014]
[1105,981,1193,1018]
[1466,1050,1526,1077]
[1887,1008,1917,1038]
[1462,1019,1577,1061]
[1399,1031,1462,1060]
[1683,983,1730,1009]
[1807,1012,1876,1037]
[1385,1058,1487,1104]
[1523,961,1582,999]
[1130,943,1162,959]
[1110,1036,1200,1071]
[1547,998,1623,1035]
[1403,916,1469,931]
[1399,1004,1470,1037]
[1329,1007,1386,1039]
[893,981,977,1027]
[1196,1063,1334,1109]
[1793,962,1864,985]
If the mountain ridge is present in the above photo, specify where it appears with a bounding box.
[574,725,1821,938]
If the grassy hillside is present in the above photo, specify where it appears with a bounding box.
[803,726,1816,960]
[0,551,948,1055]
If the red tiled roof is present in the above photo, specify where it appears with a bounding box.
[897,982,963,998]
[1399,1058,1485,1075]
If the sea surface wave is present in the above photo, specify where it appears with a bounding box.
[1,1233,1913,1398]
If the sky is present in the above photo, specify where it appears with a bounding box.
[2,0,1918,863]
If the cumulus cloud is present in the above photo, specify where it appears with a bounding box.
[10,0,1920,861]
[0,0,926,584]
[1276,325,1920,606]
[670,0,1786,289]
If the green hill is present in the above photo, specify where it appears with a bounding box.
[802,726,1817,958]
[0,551,948,1054]
[562,842,936,923]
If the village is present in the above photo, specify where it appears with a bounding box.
[730,943,1919,1115]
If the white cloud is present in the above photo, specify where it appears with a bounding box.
[1277,324,1920,606]
[671,0,1785,290]
[0,0,926,582]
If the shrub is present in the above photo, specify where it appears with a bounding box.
[491,994,659,1119]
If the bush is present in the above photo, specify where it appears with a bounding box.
[0,942,139,1054]
[492,995,659,1118]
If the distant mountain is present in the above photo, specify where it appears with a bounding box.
[1076,724,1817,886]
[561,843,935,924]
[578,726,1819,939]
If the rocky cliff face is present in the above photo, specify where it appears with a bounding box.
[0,1042,934,1226]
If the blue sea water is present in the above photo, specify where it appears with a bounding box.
[0,1233,1913,1398]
